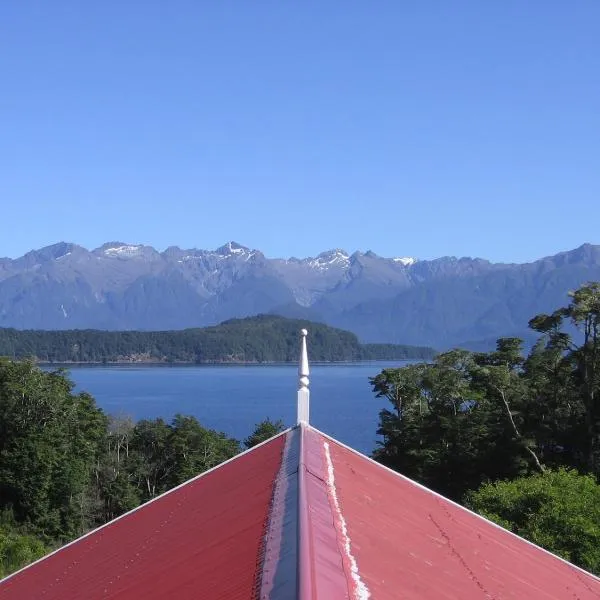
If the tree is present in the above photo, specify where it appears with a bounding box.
[522,338,585,470]
[127,418,173,501]
[0,360,107,539]
[470,338,545,474]
[529,282,600,474]
[370,340,558,500]
[370,351,530,501]
[168,415,240,484]
[370,364,429,482]
[244,418,285,449]
[465,469,600,575]
[123,416,240,503]
[94,415,139,523]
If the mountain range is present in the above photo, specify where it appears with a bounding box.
[2,241,599,349]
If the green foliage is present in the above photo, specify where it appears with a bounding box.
[0,359,107,540]
[0,527,47,578]
[0,315,435,364]
[244,418,285,449]
[527,282,600,474]
[371,348,530,500]
[465,469,600,575]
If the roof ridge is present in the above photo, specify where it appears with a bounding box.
[297,423,313,598]
[256,424,360,599]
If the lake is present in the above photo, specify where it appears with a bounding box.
[59,362,409,455]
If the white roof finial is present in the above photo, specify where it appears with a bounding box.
[297,329,310,424]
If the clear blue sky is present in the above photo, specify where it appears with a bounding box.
[1,2,598,262]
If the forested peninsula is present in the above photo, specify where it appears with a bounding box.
[0,315,435,364]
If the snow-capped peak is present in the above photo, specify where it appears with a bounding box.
[101,243,144,257]
[308,249,350,270]
[392,257,417,266]
[214,241,251,258]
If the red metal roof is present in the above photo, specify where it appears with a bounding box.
[317,428,600,599]
[2,424,600,599]
[0,432,286,600]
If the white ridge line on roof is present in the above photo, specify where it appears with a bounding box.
[323,441,371,600]
[0,427,295,585]
[311,425,600,584]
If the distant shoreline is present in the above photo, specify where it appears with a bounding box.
[39,358,419,367]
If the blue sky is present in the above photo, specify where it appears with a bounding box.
[1,2,598,262]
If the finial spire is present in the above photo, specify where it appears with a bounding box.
[297,329,310,424]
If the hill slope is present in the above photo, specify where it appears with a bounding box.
[0,315,435,363]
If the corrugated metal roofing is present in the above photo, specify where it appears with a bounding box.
[2,424,600,599]
[0,431,286,600]
[318,428,600,599]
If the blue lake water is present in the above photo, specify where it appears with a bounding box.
[59,362,410,455]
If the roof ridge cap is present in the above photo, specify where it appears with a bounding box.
[298,422,313,598]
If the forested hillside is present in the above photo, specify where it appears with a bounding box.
[0,315,435,363]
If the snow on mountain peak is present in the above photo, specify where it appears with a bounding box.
[308,249,350,270]
[102,244,144,257]
[215,241,251,258]
[392,257,417,266]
